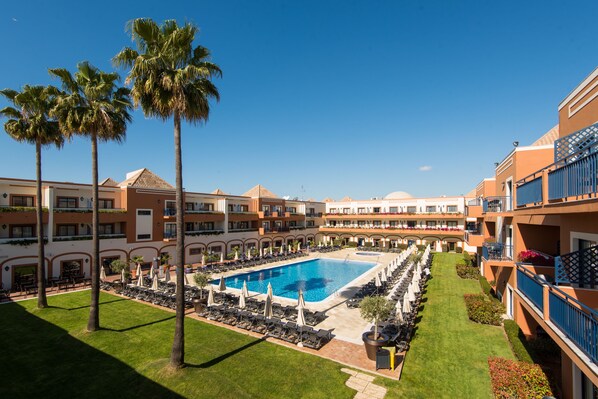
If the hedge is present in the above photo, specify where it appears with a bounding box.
[456,264,479,279]
[488,357,553,399]
[479,276,493,297]
[503,320,534,363]
[464,294,504,326]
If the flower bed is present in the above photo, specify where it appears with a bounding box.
[517,250,554,266]
[463,294,504,325]
[488,357,553,399]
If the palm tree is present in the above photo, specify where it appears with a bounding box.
[114,18,221,368]
[130,255,144,277]
[0,85,64,308]
[49,62,132,331]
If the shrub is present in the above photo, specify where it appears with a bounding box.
[488,357,553,399]
[364,242,373,248]
[456,264,479,279]
[463,251,472,265]
[479,276,494,297]
[396,243,408,250]
[464,294,504,325]
[359,296,393,339]
[456,247,463,253]
[503,320,534,363]
[347,241,358,248]
[441,244,448,252]
[416,244,427,252]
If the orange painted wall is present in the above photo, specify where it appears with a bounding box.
[558,213,598,253]
[559,72,598,138]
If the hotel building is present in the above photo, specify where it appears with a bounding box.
[466,68,598,398]
[0,169,325,289]
[321,193,471,252]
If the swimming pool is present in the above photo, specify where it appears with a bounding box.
[217,258,376,302]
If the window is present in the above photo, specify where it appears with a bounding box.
[137,234,151,240]
[57,224,77,236]
[199,222,214,230]
[190,248,202,255]
[239,222,249,229]
[343,220,351,226]
[373,207,380,213]
[306,220,315,227]
[426,221,436,227]
[11,195,34,207]
[286,207,296,213]
[185,202,194,211]
[239,205,248,212]
[185,222,195,232]
[407,221,417,228]
[426,206,436,213]
[98,199,114,209]
[137,210,151,216]
[210,245,222,253]
[343,208,350,214]
[447,221,457,228]
[10,225,35,238]
[308,207,315,214]
[447,205,458,213]
[373,220,381,226]
[98,224,114,235]
[389,221,398,227]
[407,206,416,213]
[289,221,297,227]
[329,208,337,213]
[358,221,366,227]
[57,197,77,208]
[389,207,398,213]
[357,207,366,214]
[201,203,214,211]
[102,256,120,275]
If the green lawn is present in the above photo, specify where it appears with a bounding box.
[0,291,353,399]
[377,253,515,398]
[1,253,514,399]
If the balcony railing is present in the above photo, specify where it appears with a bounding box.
[322,225,463,232]
[164,208,176,216]
[555,244,598,288]
[53,234,126,241]
[516,177,543,207]
[482,243,513,261]
[482,196,512,213]
[548,151,598,201]
[517,265,597,364]
[306,212,323,217]
[516,268,545,311]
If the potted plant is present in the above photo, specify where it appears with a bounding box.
[110,259,131,290]
[359,296,393,360]
[129,255,144,277]
[192,271,212,312]
[160,253,171,274]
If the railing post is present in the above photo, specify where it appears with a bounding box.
[542,169,549,206]
[542,284,550,322]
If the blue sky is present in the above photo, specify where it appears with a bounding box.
[1,1,597,200]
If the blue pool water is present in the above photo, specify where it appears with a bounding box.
[217,258,376,302]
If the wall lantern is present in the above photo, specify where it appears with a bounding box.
[4,266,9,271]
[2,193,6,198]
[1,225,6,230]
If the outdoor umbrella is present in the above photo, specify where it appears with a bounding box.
[135,264,142,278]
[234,251,239,261]
[164,268,171,283]
[381,269,388,283]
[260,247,264,257]
[375,273,382,288]
[220,253,224,263]
[137,271,144,287]
[151,275,159,290]
[219,275,226,292]
[297,243,301,251]
[120,269,126,285]
[202,254,206,266]
[298,289,306,308]
[395,301,404,322]
[149,266,154,279]
[100,266,106,281]
[296,303,306,347]
[264,295,273,318]
[238,290,246,309]
[403,294,412,313]
[242,280,249,297]
[247,250,252,260]
[408,283,416,302]
[207,285,215,307]
[267,282,273,300]
[269,246,273,255]
[184,273,191,285]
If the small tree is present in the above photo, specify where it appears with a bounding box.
[359,296,393,340]
[193,271,211,299]
[110,259,131,280]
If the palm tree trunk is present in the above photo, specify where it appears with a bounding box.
[35,139,48,308]
[170,111,185,368]
[87,132,100,331]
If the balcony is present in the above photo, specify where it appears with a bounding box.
[556,244,598,288]
[53,233,126,241]
[259,227,290,235]
[324,212,463,218]
[464,230,484,247]
[482,243,513,261]
[0,205,46,212]
[517,265,598,364]
[482,196,512,213]
[53,207,125,213]
[306,212,323,217]
[164,229,225,239]
[319,226,463,236]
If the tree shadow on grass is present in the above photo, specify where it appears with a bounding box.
[102,315,176,333]
[0,302,184,399]
[186,336,266,369]
[66,297,129,311]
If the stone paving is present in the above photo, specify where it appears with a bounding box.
[341,368,387,399]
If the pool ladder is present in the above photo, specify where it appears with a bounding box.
[344,254,350,263]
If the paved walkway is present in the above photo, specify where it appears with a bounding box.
[342,368,387,399]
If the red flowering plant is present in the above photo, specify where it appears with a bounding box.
[517,250,554,266]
